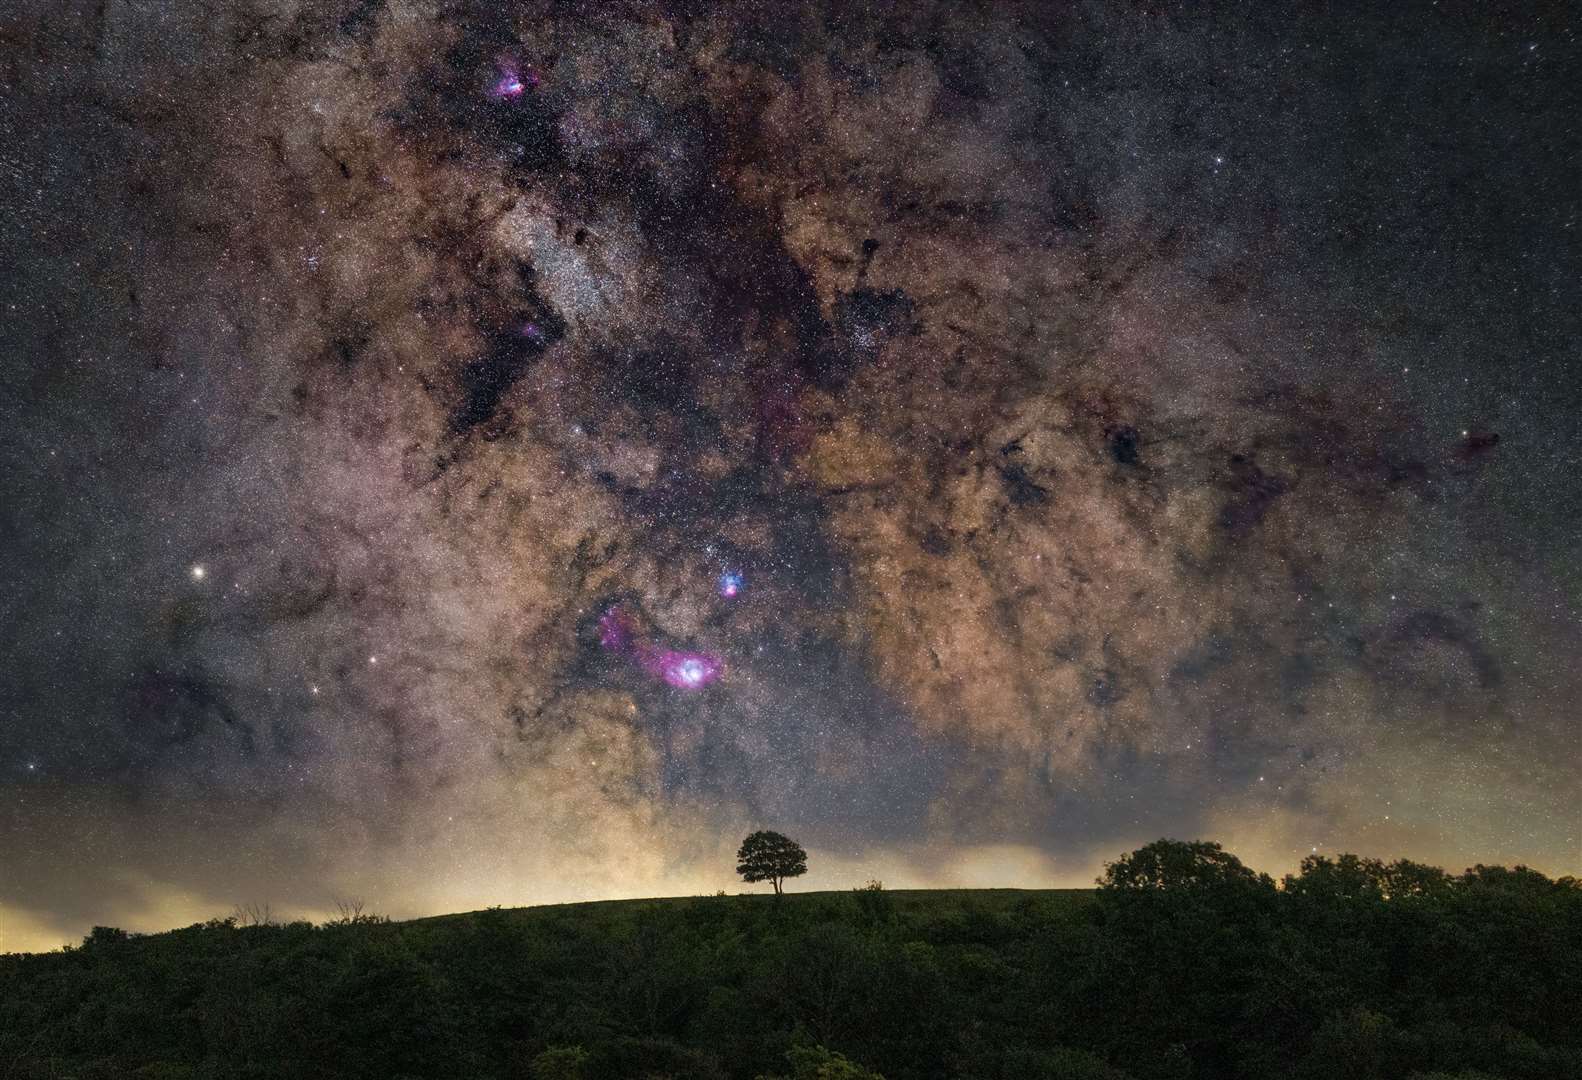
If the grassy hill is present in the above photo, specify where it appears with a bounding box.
[410,886,1093,928]
[2,847,1579,1080]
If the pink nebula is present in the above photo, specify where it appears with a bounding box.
[489,61,540,100]
[598,605,722,691]
[647,649,722,690]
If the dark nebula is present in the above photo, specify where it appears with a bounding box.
[1,1,1578,950]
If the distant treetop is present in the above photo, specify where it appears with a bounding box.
[1099,838,1274,893]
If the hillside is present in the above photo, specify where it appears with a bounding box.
[2,845,1580,1080]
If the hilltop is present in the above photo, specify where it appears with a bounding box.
[2,843,1579,1079]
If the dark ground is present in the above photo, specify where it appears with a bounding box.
[3,841,1580,1080]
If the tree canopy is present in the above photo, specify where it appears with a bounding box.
[1099,838,1274,893]
[736,831,808,895]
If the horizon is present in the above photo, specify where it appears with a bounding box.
[5,835,1571,956]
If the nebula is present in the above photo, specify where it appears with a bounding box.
[599,606,724,691]
[650,651,723,691]
[488,56,539,101]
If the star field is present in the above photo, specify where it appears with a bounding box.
[0,0,1578,952]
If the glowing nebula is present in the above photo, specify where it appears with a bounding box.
[718,571,743,598]
[598,606,722,691]
[489,62,538,100]
[651,650,722,690]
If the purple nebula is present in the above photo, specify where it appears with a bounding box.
[718,570,744,598]
[598,605,723,690]
[489,60,541,101]
[492,74,525,99]
[649,649,723,690]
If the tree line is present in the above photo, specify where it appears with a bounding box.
[0,838,1577,1079]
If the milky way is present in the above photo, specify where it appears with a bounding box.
[2,1,1579,951]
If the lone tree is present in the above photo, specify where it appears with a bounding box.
[736,830,808,896]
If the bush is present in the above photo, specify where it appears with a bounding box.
[852,881,893,925]
[531,1045,590,1080]
[765,1043,886,1079]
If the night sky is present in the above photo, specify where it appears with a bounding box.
[3,1,1579,953]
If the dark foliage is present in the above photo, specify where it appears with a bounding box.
[2,841,1578,1079]
[736,831,809,896]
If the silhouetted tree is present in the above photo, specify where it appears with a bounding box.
[736,830,808,896]
[80,925,130,948]
[1284,853,1455,901]
[1459,863,1561,893]
[1283,853,1389,901]
[1098,838,1273,893]
[230,901,275,927]
[325,897,389,927]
